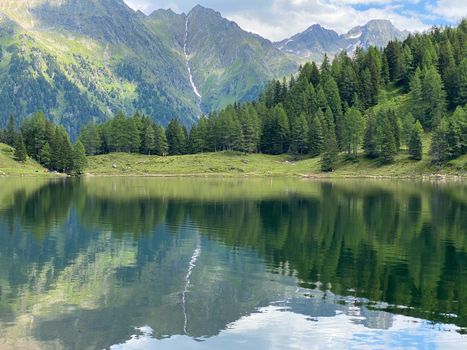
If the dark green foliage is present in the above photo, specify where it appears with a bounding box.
[166,119,186,155]
[430,106,466,164]
[342,107,364,159]
[72,141,87,174]
[408,121,423,160]
[321,108,338,172]
[308,113,324,157]
[14,134,27,162]
[79,122,101,155]
[289,113,309,155]
[6,115,17,147]
[39,142,52,169]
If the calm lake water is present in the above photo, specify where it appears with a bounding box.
[0,177,465,349]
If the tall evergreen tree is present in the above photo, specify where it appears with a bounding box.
[321,108,338,172]
[342,107,364,160]
[72,141,87,174]
[408,121,423,160]
[289,113,309,155]
[14,134,27,162]
[166,119,186,155]
[308,113,324,157]
[6,115,17,147]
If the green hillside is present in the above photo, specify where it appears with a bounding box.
[84,146,466,177]
[0,143,52,176]
[0,1,296,137]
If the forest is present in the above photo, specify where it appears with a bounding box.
[0,20,466,173]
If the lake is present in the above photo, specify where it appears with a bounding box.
[0,177,465,349]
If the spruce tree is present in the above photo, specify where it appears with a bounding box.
[6,115,17,147]
[14,134,27,162]
[308,114,324,157]
[39,142,52,169]
[321,108,338,172]
[154,124,168,156]
[166,119,186,155]
[380,118,397,164]
[72,141,87,174]
[408,121,423,160]
[342,107,364,160]
[289,113,309,155]
[79,121,101,155]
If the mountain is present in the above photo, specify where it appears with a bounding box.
[145,5,297,113]
[0,0,296,137]
[276,19,409,61]
[276,24,347,62]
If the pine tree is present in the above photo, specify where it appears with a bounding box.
[14,134,27,162]
[364,115,378,159]
[166,119,186,155]
[289,113,309,155]
[421,66,447,129]
[154,124,168,156]
[308,113,324,157]
[6,115,17,147]
[141,120,155,155]
[455,58,467,106]
[380,118,397,164]
[39,142,52,169]
[342,107,364,160]
[72,141,87,174]
[321,108,338,172]
[79,121,101,155]
[408,121,423,160]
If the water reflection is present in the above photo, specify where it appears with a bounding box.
[0,177,465,349]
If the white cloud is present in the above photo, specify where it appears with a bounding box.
[429,0,467,21]
[123,0,437,41]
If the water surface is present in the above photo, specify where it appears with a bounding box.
[0,177,465,349]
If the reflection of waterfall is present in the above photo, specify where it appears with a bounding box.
[182,237,202,334]
[184,15,202,100]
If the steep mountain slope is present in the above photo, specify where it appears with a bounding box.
[0,1,297,137]
[146,5,297,112]
[343,20,410,52]
[276,19,409,61]
[276,24,347,62]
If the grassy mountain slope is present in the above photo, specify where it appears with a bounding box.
[146,5,298,113]
[0,143,52,176]
[0,0,297,136]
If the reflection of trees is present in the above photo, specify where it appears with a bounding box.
[0,178,465,339]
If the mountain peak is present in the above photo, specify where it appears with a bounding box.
[189,4,220,17]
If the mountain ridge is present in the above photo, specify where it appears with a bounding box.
[0,0,409,138]
[276,19,409,61]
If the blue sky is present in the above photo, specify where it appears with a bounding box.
[123,0,467,41]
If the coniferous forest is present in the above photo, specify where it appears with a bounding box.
[1,21,466,173]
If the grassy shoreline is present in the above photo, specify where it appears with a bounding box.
[2,143,465,179]
[83,151,466,179]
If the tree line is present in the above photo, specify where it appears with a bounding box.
[1,21,466,172]
[0,113,87,174]
[77,20,465,171]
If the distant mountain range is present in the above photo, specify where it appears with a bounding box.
[276,19,409,62]
[0,0,410,136]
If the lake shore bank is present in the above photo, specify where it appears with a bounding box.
[2,146,465,179]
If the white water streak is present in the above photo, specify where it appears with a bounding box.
[184,16,202,99]
[182,237,201,334]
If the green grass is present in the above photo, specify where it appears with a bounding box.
[0,143,56,176]
[85,144,466,178]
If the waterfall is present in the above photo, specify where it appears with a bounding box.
[184,16,202,100]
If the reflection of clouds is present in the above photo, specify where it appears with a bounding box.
[110,306,465,350]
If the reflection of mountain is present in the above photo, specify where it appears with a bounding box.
[0,178,466,349]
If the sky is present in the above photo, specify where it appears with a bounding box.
[123,0,466,41]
